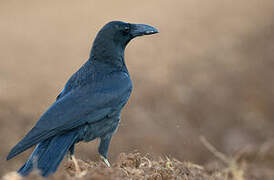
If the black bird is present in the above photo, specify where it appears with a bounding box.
[6,21,158,177]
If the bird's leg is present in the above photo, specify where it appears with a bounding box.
[67,145,74,160]
[71,155,81,174]
[98,135,112,167]
[67,145,81,174]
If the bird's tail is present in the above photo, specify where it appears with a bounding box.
[18,130,79,177]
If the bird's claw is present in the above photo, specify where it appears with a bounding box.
[100,155,110,167]
[71,155,81,173]
[69,155,87,178]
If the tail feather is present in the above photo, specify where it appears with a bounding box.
[18,130,79,177]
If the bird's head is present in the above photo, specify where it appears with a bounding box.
[90,21,158,67]
[95,21,158,47]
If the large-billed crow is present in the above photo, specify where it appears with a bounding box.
[7,21,158,177]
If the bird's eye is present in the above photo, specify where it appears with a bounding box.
[123,26,130,35]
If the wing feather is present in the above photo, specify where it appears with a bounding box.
[7,72,131,160]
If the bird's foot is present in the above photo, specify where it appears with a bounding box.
[100,155,111,167]
[71,155,80,173]
[70,155,87,178]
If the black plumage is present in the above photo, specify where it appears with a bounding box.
[7,21,158,177]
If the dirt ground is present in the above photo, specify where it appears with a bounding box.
[1,0,274,179]
[3,147,274,180]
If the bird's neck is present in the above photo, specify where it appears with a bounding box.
[89,41,128,72]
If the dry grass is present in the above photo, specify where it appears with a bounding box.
[3,138,274,180]
[2,151,273,180]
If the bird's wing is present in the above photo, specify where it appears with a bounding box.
[7,72,132,160]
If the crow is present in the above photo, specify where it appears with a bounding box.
[6,21,158,177]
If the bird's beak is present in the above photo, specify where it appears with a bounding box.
[130,24,159,37]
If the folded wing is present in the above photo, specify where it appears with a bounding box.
[7,72,131,160]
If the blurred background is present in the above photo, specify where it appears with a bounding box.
[1,0,274,175]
